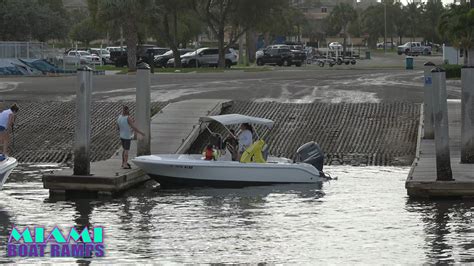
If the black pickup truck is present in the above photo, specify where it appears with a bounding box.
[256,47,304,67]
[110,45,169,67]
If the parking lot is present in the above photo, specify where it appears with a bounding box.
[0,53,456,104]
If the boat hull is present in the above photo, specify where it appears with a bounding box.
[133,155,322,188]
[0,157,18,190]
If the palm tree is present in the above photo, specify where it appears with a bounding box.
[88,0,152,72]
[438,4,474,65]
[327,3,357,56]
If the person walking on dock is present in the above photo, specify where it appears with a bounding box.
[0,104,19,156]
[117,106,144,169]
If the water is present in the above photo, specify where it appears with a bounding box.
[0,165,473,264]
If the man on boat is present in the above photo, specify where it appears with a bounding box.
[0,104,19,156]
[117,106,144,169]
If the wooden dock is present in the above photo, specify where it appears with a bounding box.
[43,99,232,198]
[406,100,474,198]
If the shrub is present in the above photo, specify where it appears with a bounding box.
[441,64,462,79]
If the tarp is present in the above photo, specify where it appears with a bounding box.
[200,114,274,129]
[0,59,73,76]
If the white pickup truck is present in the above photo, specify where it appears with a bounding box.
[397,42,432,56]
[62,50,101,65]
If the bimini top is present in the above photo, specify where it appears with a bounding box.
[200,114,274,129]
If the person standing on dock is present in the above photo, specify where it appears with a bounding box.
[0,104,19,156]
[117,106,144,169]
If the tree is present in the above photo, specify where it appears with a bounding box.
[392,2,409,45]
[438,4,474,65]
[326,3,357,55]
[151,0,203,67]
[89,0,153,71]
[69,18,103,46]
[0,0,68,41]
[361,5,384,48]
[404,2,422,41]
[421,0,445,44]
[193,0,287,68]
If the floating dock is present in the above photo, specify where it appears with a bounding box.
[42,99,232,198]
[406,100,474,198]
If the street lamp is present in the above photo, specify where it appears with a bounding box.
[384,0,387,54]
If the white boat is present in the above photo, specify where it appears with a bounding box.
[0,156,17,190]
[133,114,327,188]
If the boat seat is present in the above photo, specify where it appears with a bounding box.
[240,140,266,163]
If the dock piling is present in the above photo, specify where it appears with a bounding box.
[136,63,151,156]
[73,66,92,176]
[461,66,474,163]
[431,68,453,181]
[423,62,435,139]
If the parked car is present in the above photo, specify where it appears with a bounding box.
[110,45,170,67]
[105,46,126,53]
[288,45,307,63]
[256,45,290,59]
[397,42,432,55]
[169,47,238,68]
[376,41,397,49]
[256,47,303,67]
[154,49,194,67]
[426,42,441,52]
[62,50,101,65]
[329,42,343,50]
[89,48,112,65]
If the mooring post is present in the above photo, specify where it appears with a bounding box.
[73,66,92,176]
[431,68,453,181]
[136,62,151,156]
[461,66,474,163]
[423,62,435,139]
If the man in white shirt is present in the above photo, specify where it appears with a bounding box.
[0,104,19,156]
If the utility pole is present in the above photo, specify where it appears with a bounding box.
[384,0,387,54]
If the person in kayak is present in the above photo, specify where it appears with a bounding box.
[117,106,144,169]
[0,104,19,156]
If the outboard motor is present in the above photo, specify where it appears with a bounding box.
[295,141,324,172]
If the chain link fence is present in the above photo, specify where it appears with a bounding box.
[0,41,55,59]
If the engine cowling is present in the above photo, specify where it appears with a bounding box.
[295,141,324,172]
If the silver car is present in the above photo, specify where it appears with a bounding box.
[178,47,238,68]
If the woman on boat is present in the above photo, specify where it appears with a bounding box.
[117,106,144,169]
[237,123,253,159]
[0,104,19,156]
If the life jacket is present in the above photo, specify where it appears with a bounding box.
[240,140,266,163]
[204,148,214,160]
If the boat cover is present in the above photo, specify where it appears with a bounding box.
[200,114,274,129]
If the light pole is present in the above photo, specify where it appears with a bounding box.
[384,0,387,54]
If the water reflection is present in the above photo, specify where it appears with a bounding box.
[0,204,14,264]
[1,165,474,263]
[406,199,474,264]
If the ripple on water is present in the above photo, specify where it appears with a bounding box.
[0,165,473,264]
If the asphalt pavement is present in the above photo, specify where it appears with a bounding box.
[0,53,459,104]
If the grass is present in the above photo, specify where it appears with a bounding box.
[95,65,128,71]
[140,65,272,74]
